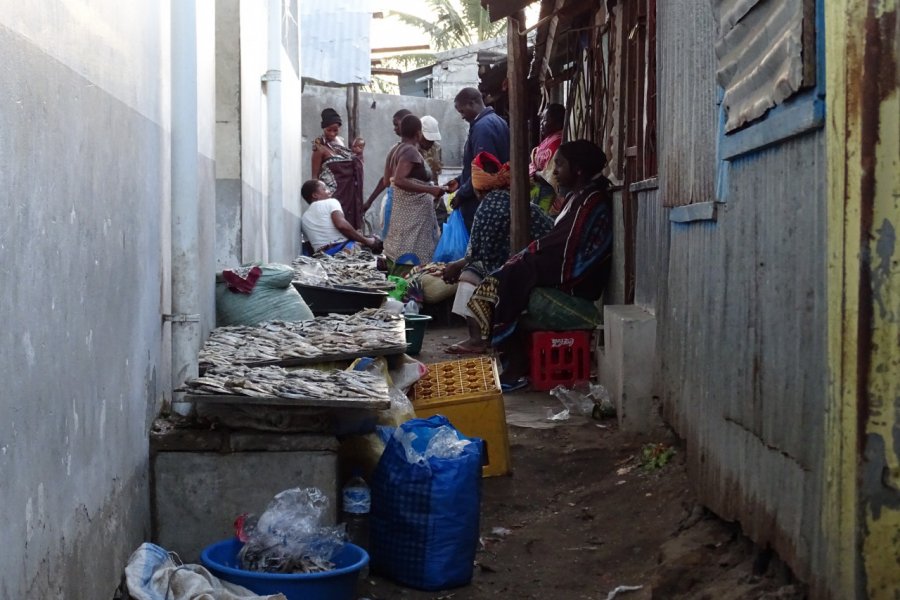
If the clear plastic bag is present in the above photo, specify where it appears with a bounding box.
[423,426,472,459]
[238,487,346,574]
[550,382,612,417]
[392,424,472,465]
[292,259,330,287]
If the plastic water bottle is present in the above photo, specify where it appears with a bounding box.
[342,472,371,576]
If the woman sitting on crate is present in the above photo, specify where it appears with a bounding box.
[466,139,613,389]
[441,151,554,354]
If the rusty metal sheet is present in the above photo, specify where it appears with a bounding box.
[712,0,815,132]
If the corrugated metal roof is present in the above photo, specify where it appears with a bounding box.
[301,0,372,85]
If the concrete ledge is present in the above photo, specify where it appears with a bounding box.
[669,201,717,223]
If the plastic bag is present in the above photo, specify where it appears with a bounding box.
[432,209,470,263]
[526,286,600,330]
[392,424,473,464]
[291,258,330,287]
[387,276,409,301]
[550,382,610,417]
[371,416,483,590]
[388,355,427,393]
[238,487,346,574]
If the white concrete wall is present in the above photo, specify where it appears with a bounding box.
[229,0,303,265]
[239,0,269,263]
[0,1,217,596]
[216,0,244,267]
[430,37,506,102]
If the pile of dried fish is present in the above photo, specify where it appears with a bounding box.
[200,309,406,369]
[182,364,386,401]
[292,251,391,290]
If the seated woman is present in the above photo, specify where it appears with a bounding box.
[443,151,554,354]
[466,140,613,385]
[383,115,445,273]
[301,179,383,255]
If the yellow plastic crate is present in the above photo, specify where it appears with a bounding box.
[411,357,511,477]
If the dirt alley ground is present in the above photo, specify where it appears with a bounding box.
[359,322,808,600]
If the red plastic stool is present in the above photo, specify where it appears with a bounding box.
[528,330,592,391]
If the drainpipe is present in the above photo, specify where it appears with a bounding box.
[169,0,201,416]
[264,0,284,261]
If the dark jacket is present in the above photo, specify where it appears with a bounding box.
[454,107,510,231]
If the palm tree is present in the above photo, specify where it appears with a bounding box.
[389,0,507,53]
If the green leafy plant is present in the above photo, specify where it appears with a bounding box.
[388,0,506,53]
[641,443,676,471]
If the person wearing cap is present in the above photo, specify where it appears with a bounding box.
[310,108,365,229]
[419,115,447,225]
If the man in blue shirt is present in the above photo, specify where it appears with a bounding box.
[446,87,510,232]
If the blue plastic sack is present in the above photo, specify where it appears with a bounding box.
[370,415,483,590]
[432,209,470,263]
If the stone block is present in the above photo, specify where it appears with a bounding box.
[152,435,338,561]
[598,305,657,432]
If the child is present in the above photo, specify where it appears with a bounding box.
[301,179,382,256]
[351,137,366,159]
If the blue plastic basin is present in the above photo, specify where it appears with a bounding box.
[201,538,369,600]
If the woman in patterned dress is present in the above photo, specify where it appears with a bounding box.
[442,151,554,354]
[310,108,365,229]
[382,115,445,272]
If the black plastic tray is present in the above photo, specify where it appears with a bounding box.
[292,282,388,315]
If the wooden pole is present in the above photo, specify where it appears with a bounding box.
[346,83,360,142]
[507,10,530,253]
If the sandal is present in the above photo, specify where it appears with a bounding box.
[445,341,487,355]
[500,377,529,393]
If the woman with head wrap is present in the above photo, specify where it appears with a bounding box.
[465,140,613,385]
[442,151,554,354]
[310,108,365,229]
[382,115,445,271]
[530,103,566,215]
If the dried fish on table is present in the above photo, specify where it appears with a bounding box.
[180,365,388,404]
[199,311,407,369]
[292,251,392,290]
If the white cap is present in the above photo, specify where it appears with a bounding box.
[421,115,442,141]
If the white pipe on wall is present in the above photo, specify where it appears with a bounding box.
[170,0,201,416]
[265,0,285,261]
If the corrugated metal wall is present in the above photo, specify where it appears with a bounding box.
[654,0,828,588]
[634,187,668,312]
[657,135,827,584]
[657,0,718,207]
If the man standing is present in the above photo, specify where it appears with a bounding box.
[446,88,510,232]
